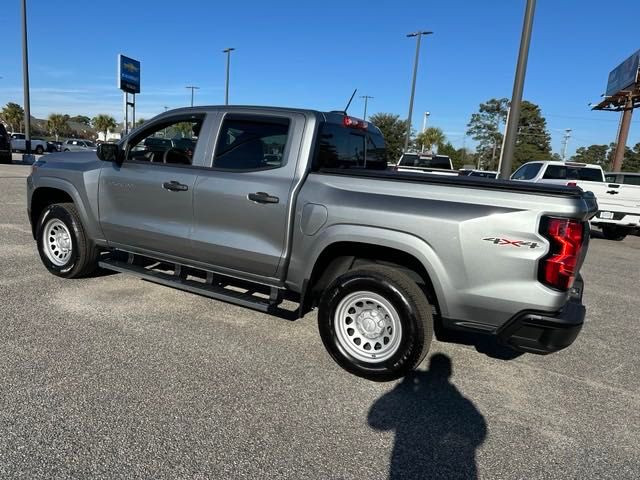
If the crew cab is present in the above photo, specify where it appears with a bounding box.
[27,106,597,381]
[511,161,640,240]
[10,133,48,155]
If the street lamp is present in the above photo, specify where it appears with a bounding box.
[422,111,430,132]
[223,48,235,105]
[360,95,374,121]
[404,31,433,153]
[185,86,200,107]
[21,0,33,162]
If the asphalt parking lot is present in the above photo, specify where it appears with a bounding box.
[1,163,639,479]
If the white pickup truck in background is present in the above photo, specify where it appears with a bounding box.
[511,161,640,240]
[10,133,48,155]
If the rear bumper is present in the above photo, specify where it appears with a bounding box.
[496,279,585,354]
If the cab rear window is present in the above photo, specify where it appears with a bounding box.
[313,123,387,171]
[543,165,603,182]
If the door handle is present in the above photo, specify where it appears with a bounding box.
[248,191,279,204]
[163,181,189,192]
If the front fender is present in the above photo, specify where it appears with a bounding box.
[30,175,104,242]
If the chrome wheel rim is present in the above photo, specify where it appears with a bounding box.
[334,291,402,363]
[43,219,73,266]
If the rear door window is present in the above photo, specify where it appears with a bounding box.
[313,123,387,170]
[213,115,290,171]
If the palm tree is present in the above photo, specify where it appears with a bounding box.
[47,113,69,141]
[92,114,117,142]
[416,127,446,153]
[1,102,25,132]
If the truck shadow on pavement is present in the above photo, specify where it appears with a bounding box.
[368,354,487,480]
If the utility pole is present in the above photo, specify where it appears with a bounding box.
[360,95,373,121]
[561,128,572,161]
[185,86,200,107]
[21,0,33,162]
[404,31,433,153]
[611,95,634,172]
[499,0,536,179]
[223,48,235,105]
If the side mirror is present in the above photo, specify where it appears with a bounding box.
[97,143,121,163]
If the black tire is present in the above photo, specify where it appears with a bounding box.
[35,145,44,155]
[601,225,627,241]
[318,265,433,382]
[64,148,70,152]
[36,202,99,278]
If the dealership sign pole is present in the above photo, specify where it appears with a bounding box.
[118,54,141,136]
[591,49,640,172]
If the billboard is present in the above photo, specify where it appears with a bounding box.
[118,54,141,94]
[605,50,640,97]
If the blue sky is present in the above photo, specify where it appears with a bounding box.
[0,0,638,156]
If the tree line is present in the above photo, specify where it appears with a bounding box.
[368,97,638,173]
[0,102,144,142]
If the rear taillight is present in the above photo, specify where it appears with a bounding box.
[566,181,577,187]
[539,217,584,291]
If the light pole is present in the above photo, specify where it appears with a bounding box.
[561,128,572,161]
[499,0,537,179]
[21,0,33,161]
[223,48,235,105]
[186,86,200,107]
[421,111,430,152]
[360,95,373,121]
[404,31,433,153]
[422,111,430,132]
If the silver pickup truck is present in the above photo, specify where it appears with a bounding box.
[26,106,597,381]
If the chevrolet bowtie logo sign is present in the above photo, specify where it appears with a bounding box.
[123,62,139,74]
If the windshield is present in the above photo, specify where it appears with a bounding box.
[84,141,96,147]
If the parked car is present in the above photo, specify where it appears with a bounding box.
[62,139,97,152]
[0,124,11,164]
[10,133,48,154]
[46,141,61,153]
[27,106,597,381]
[395,153,457,176]
[511,161,640,240]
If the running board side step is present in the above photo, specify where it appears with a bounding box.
[98,257,297,320]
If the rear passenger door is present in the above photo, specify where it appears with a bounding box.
[191,111,305,278]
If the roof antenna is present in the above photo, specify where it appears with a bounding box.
[343,88,357,114]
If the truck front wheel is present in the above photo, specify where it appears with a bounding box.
[318,265,433,381]
[601,225,627,241]
[36,203,99,278]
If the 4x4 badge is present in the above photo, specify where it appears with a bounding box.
[483,237,540,248]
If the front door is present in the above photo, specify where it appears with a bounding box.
[98,114,205,258]
[191,112,304,278]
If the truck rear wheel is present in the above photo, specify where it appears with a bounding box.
[36,202,99,278]
[601,225,627,241]
[318,265,433,381]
